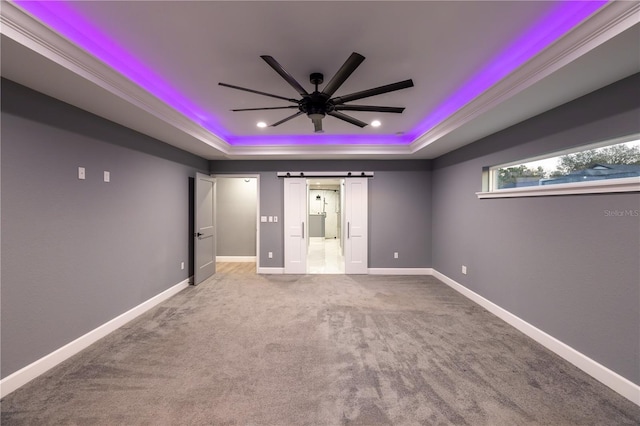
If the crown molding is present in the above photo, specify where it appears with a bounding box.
[226,143,415,160]
[1,1,231,155]
[410,1,640,154]
[4,1,637,160]
[1,1,414,160]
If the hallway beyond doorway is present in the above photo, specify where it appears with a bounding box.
[307,237,344,274]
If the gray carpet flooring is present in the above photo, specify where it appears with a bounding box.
[2,268,639,425]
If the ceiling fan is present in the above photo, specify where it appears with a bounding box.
[218,52,414,133]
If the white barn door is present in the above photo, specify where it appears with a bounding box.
[284,178,307,273]
[344,178,368,274]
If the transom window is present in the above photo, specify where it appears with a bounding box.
[478,134,640,198]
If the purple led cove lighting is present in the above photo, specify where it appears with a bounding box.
[407,0,608,141]
[13,0,228,139]
[226,133,410,147]
[14,1,607,147]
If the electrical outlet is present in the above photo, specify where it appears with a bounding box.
[268,252,273,259]
[462,265,467,275]
[181,262,185,270]
[104,171,110,182]
[78,167,85,180]
[394,252,399,259]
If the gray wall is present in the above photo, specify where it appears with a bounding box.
[5,69,636,392]
[210,160,432,269]
[1,79,209,379]
[216,177,257,256]
[431,73,640,385]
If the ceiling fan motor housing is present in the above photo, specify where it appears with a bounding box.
[303,73,333,119]
[302,93,333,119]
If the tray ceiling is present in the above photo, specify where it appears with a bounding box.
[2,1,639,159]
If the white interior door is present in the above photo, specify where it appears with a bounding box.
[344,178,368,274]
[194,173,216,285]
[284,178,307,274]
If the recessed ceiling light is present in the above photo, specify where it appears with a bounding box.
[371,120,381,128]
[256,121,267,128]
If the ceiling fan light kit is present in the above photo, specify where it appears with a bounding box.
[219,52,414,133]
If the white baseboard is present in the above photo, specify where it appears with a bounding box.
[216,256,256,263]
[256,267,434,275]
[4,271,637,405]
[431,269,640,406]
[257,267,285,274]
[0,278,190,398]
[369,268,433,275]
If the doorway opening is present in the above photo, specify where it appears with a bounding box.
[307,179,344,274]
[284,176,368,274]
[213,175,260,274]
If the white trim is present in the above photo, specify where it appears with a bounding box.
[4,0,638,161]
[257,267,285,274]
[1,2,230,154]
[431,269,640,406]
[216,256,256,263]
[3,1,639,161]
[0,278,190,398]
[254,267,435,276]
[369,268,433,275]
[410,1,640,154]
[227,144,412,159]
[477,177,640,198]
[5,270,636,405]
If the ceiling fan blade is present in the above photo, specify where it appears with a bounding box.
[219,82,297,103]
[321,52,365,98]
[231,106,300,112]
[332,79,414,105]
[271,111,304,127]
[327,111,368,128]
[334,105,405,113]
[313,117,323,133]
[261,55,309,96]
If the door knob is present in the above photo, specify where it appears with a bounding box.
[196,232,203,237]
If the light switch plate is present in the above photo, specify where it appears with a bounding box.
[260,216,267,223]
[104,171,110,182]
[78,167,85,180]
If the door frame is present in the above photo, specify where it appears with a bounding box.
[210,174,261,270]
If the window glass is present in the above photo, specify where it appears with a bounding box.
[491,138,640,190]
